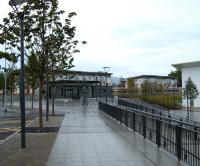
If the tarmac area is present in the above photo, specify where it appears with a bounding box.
[0,116,64,166]
[0,100,65,166]
[0,106,38,144]
[0,99,68,143]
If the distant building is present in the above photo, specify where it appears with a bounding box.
[172,61,200,108]
[49,70,112,99]
[126,75,178,92]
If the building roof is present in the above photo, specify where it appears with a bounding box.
[53,80,99,85]
[61,70,112,76]
[128,75,176,80]
[172,60,200,70]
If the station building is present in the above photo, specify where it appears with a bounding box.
[49,70,112,99]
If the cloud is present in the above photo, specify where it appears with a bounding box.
[1,0,200,78]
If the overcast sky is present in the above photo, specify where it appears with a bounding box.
[0,0,200,77]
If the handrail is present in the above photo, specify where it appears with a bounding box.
[99,101,200,166]
[118,98,200,127]
[111,102,200,130]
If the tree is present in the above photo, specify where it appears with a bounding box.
[183,77,199,116]
[25,53,39,109]
[168,70,182,87]
[141,80,151,96]
[127,78,135,89]
[126,78,139,97]
[6,63,19,107]
[0,51,17,63]
[0,64,19,107]
[0,49,18,105]
[45,12,86,115]
[0,0,85,130]
[118,77,126,88]
[154,83,164,94]
[0,72,4,90]
[0,72,5,105]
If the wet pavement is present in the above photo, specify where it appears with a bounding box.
[170,109,200,123]
[47,101,185,166]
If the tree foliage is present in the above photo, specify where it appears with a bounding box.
[6,64,19,91]
[0,0,86,129]
[25,53,38,96]
[0,51,17,63]
[141,81,164,96]
[183,77,199,103]
[6,64,19,106]
[25,53,39,88]
[118,77,126,88]
[168,70,182,87]
[0,72,4,90]
[141,80,151,95]
[127,78,135,89]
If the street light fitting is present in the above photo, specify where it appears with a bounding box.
[9,0,27,6]
[9,0,28,13]
[103,66,110,73]
[9,0,50,7]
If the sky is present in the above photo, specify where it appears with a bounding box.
[0,0,200,77]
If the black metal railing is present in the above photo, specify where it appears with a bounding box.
[99,101,200,166]
[118,98,200,128]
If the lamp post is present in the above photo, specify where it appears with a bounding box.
[9,0,27,148]
[95,75,98,101]
[186,81,189,119]
[99,74,102,101]
[4,46,7,112]
[41,0,49,122]
[0,64,6,112]
[103,67,110,103]
[98,71,103,101]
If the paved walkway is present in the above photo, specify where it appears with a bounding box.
[47,102,185,166]
[170,109,200,123]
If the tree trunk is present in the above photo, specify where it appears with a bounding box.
[39,78,43,130]
[31,87,34,109]
[46,77,49,121]
[52,84,55,116]
[2,88,4,106]
[10,90,12,107]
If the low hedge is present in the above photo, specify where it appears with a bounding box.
[118,92,182,109]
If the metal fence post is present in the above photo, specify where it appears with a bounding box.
[143,115,146,139]
[176,125,182,161]
[156,119,161,148]
[133,112,135,132]
[120,108,122,124]
[125,110,128,127]
[168,114,171,123]
[194,127,197,141]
